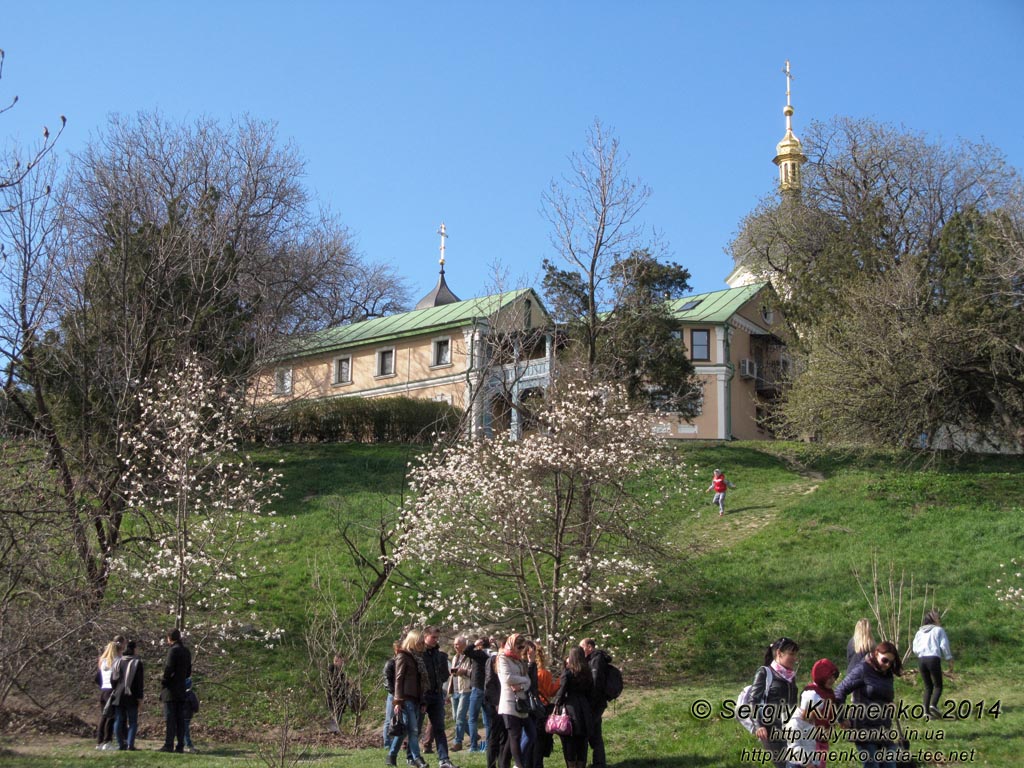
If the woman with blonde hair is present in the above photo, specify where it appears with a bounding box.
[388,629,429,768]
[846,618,874,670]
[96,640,122,749]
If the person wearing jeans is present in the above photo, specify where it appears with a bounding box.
[463,638,491,752]
[388,630,427,768]
[423,627,459,768]
[110,641,144,751]
[450,637,474,750]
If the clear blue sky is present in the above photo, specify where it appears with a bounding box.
[4,1,1023,303]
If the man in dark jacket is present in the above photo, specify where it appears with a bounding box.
[423,626,459,768]
[463,637,491,752]
[581,638,610,768]
[110,640,144,751]
[483,635,507,768]
[159,628,192,753]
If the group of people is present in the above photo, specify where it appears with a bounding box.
[93,628,199,753]
[382,627,614,768]
[749,612,954,768]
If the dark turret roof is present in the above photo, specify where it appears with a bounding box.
[414,268,461,310]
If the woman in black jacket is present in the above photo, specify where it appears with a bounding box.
[751,637,800,768]
[834,640,902,768]
[551,646,595,768]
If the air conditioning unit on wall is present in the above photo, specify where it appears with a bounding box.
[739,359,757,379]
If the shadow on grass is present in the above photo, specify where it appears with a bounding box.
[614,757,719,767]
[724,505,773,515]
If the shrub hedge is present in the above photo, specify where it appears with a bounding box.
[247,396,463,444]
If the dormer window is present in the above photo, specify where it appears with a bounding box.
[680,299,702,312]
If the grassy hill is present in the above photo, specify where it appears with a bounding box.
[4,441,1022,767]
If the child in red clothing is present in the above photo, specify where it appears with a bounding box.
[706,469,735,516]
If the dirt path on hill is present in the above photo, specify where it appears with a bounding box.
[695,449,825,551]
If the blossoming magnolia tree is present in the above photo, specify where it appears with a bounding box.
[393,378,671,659]
[114,355,283,651]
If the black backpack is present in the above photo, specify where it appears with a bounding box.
[604,662,623,701]
[383,656,396,694]
[484,654,501,707]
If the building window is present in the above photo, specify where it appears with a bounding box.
[376,348,395,377]
[273,367,292,395]
[690,329,710,361]
[333,356,351,385]
[432,337,451,367]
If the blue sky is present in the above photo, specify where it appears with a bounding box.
[4,1,1023,303]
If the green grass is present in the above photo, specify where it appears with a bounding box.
[3,440,1023,766]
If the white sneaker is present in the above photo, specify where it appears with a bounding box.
[100,742,116,750]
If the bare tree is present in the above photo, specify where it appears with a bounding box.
[0,111,407,605]
[542,118,652,368]
[0,49,65,199]
[542,120,697,412]
[305,495,404,733]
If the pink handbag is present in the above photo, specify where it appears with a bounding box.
[545,707,572,736]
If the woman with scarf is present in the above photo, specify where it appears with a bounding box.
[497,633,535,768]
[388,629,430,768]
[752,637,800,768]
[784,658,838,768]
[834,641,903,768]
[551,645,595,768]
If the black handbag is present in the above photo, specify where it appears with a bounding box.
[386,710,407,741]
[515,696,530,714]
[528,692,547,719]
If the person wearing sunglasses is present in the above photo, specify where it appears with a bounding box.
[834,640,903,768]
[751,637,800,768]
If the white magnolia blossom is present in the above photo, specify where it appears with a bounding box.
[392,380,676,658]
[112,354,283,652]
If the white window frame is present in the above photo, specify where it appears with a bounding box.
[376,347,396,378]
[273,367,293,395]
[333,355,352,386]
[431,336,452,368]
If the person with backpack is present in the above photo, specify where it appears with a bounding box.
[551,646,595,768]
[750,637,800,768]
[579,638,614,768]
[109,640,144,751]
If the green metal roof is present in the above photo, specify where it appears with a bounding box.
[274,288,545,361]
[666,282,768,323]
